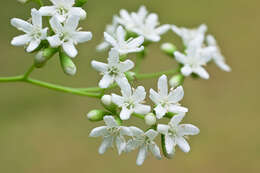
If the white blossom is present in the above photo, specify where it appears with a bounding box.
[174,36,216,79]
[150,75,188,119]
[89,116,132,155]
[103,26,144,55]
[126,127,161,166]
[206,35,231,72]
[112,81,151,120]
[172,24,207,47]
[91,49,134,88]
[11,9,48,52]
[115,6,170,42]
[157,113,200,156]
[39,0,86,23]
[47,15,92,58]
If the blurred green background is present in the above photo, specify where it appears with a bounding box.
[0,0,259,172]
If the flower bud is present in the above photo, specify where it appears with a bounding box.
[101,95,112,106]
[169,74,184,87]
[34,48,57,68]
[59,52,77,76]
[125,71,136,81]
[17,0,30,3]
[87,109,108,122]
[75,0,87,7]
[161,43,177,56]
[144,113,157,126]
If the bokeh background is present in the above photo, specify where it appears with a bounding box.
[0,0,259,172]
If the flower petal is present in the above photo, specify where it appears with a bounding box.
[70,7,87,20]
[11,34,31,46]
[111,94,125,107]
[62,41,78,58]
[108,48,120,66]
[64,15,80,31]
[157,124,169,135]
[181,65,193,76]
[118,60,134,72]
[39,6,56,16]
[99,74,114,89]
[47,35,62,47]
[11,18,33,33]
[174,51,187,64]
[176,137,190,153]
[170,113,186,127]
[103,116,118,127]
[120,106,133,120]
[127,36,144,48]
[136,145,147,166]
[116,26,126,43]
[132,86,146,102]
[104,32,117,47]
[168,105,188,114]
[98,136,113,154]
[89,126,108,137]
[116,136,126,155]
[158,75,168,97]
[91,60,108,73]
[149,89,161,105]
[165,135,175,155]
[178,124,200,136]
[155,24,170,35]
[71,31,92,43]
[149,142,161,160]
[145,129,158,141]
[134,104,151,115]
[26,39,41,52]
[129,126,144,137]
[49,16,63,33]
[154,104,167,119]
[168,86,184,103]
[193,66,209,79]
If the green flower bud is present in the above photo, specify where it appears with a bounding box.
[101,95,112,106]
[169,74,184,87]
[144,113,156,126]
[59,52,77,76]
[75,0,87,7]
[161,43,177,56]
[125,71,136,81]
[87,109,108,122]
[34,48,58,68]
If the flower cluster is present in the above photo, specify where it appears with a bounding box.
[9,1,231,166]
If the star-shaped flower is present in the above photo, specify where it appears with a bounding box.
[115,6,170,42]
[47,15,92,58]
[174,36,216,79]
[172,24,207,47]
[11,9,48,52]
[157,113,200,156]
[103,26,144,55]
[150,75,188,119]
[91,49,134,88]
[89,116,132,155]
[39,0,86,23]
[206,35,231,72]
[112,81,151,120]
[126,127,161,166]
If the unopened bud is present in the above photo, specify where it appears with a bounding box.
[101,95,112,106]
[34,48,57,68]
[169,74,184,87]
[161,43,177,56]
[87,109,108,122]
[59,52,77,76]
[144,113,156,126]
[18,0,29,3]
[75,0,87,7]
[125,71,136,81]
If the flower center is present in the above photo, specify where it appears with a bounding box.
[108,66,120,76]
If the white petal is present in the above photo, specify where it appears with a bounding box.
[181,65,193,76]
[157,124,169,135]
[91,60,108,73]
[165,135,175,155]
[120,126,132,136]
[47,35,62,47]
[193,66,209,79]
[64,15,80,31]
[11,18,33,33]
[118,60,134,72]
[98,136,113,154]
[96,41,110,51]
[116,136,126,155]
[155,24,170,35]
[149,89,161,105]
[116,26,126,43]
[178,124,200,136]
[168,86,184,103]
[129,126,144,137]
[170,113,185,127]
[174,51,187,64]
[146,13,158,28]
[104,32,117,47]
[31,9,42,28]
[11,34,31,46]
[49,16,63,33]
[26,39,41,52]
[158,75,168,97]
[103,116,118,127]
[71,31,92,43]
[132,86,146,103]
[62,42,78,58]
[69,7,87,20]
[117,78,132,98]
[145,129,158,140]
[136,146,147,166]
[176,137,190,153]
[108,48,120,66]
[149,142,161,160]
[134,104,151,115]
[120,106,133,120]
[89,126,108,137]
[111,94,125,107]
[168,105,188,114]
[215,60,231,72]
[154,104,167,119]
[127,36,144,48]
[39,6,56,16]
[99,74,114,88]
[137,6,148,19]
[126,139,142,152]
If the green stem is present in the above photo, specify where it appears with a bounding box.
[132,113,145,119]
[23,65,35,79]
[135,68,179,80]
[0,76,24,82]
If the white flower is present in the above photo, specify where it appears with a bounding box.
[89,116,132,155]
[115,6,170,42]
[11,9,48,52]
[150,75,188,119]
[172,24,207,46]
[97,18,118,51]
[112,81,151,120]
[47,15,92,58]
[103,26,144,55]
[126,127,161,166]
[206,35,231,72]
[91,49,134,89]
[174,36,216,79]
[39,0,86,23]
[157,113,200,156]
